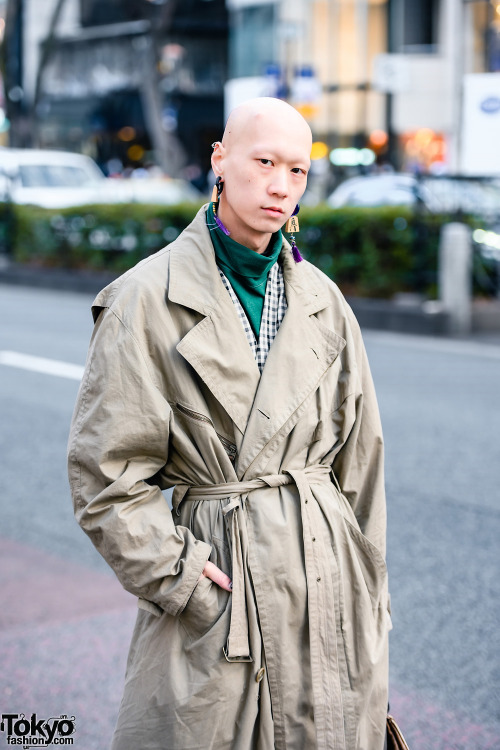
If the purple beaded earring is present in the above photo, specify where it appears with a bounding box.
[285,204,303,263]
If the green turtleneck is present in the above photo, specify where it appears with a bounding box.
[206,202,283,337]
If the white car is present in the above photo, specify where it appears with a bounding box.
[327,174,440,210]
[0,148,110,208]
[327,173,500,219]
[0,148,201,208]
[113,176,202,205]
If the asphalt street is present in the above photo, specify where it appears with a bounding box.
[1,283,499,750]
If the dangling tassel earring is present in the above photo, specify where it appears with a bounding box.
[285,204,303,263]
[210,176,230,236]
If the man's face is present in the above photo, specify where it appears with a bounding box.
[214,112,311,252]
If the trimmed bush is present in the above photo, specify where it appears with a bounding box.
[10,202,202,274]
[1,200,481,298]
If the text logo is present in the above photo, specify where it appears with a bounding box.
[480,96,500,114]
[0,713,75,747]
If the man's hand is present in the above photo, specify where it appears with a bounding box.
[199,560,232,592]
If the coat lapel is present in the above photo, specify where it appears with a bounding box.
[169,207,260,436]
[169,208,346,465]
[238,246,346,477]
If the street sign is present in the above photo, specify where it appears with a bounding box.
[372,54,411,94]
[461,73,500,176]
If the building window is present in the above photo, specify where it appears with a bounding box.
[80,0,151,27]
[229,5,276,78]
[390,0,440,54]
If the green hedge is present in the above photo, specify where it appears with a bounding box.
[299,205,447,298]
[0,201,476,298]
[9,202,202,274]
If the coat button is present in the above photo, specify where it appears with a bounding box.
[256,667,266,683]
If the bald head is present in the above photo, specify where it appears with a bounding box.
[222,97,312,154]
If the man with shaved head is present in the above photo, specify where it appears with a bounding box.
[69,97,390,749]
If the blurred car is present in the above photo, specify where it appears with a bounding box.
[0,148,201,208]
[327,173,500,219]
[327,174,429,209]
[0,148,110,208]
[111,176,202,205]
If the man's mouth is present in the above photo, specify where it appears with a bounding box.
[262,206,284,217]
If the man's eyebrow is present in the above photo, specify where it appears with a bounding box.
[249,147,311,165]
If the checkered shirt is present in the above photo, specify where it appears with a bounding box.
[218,260,287,373]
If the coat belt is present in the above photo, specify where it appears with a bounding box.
[178,464,334,662]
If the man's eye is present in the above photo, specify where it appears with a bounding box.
[291,167,306,175]
[260,159,273,166]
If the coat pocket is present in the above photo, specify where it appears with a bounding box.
[179,536,231,642]
[343,518,387,612]
[174,402,237,463]
[335,515,389,687]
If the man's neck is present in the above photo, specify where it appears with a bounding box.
[217,203,272,255]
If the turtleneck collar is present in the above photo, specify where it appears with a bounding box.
[206,202,283,337]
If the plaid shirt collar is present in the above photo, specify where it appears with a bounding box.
[218,261,287,374]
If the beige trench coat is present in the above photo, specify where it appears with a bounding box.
[68,205,390,750]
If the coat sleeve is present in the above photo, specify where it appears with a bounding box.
[331,309,387,558]
[67,305,212,617]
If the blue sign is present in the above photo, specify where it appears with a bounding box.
[480,96,500,114]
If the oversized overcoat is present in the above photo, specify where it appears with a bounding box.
[68,205,391,750]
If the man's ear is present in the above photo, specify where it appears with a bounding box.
[211,142,225,177]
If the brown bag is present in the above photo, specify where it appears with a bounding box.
[386,714,410,750]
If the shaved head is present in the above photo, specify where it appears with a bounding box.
[222,97,312,153]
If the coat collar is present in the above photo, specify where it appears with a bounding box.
[168,206,226,317]
[168,206,346,468]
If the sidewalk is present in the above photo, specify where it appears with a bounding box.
[2,535,499,749]
[0,538,135,750]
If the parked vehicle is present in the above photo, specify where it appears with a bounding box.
[0,148,109,208]
[113,176,202,205]
[327,174,429,209]
[327,173,500,220]
[0,148,201,208]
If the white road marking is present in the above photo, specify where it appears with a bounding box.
[0,350,84,380]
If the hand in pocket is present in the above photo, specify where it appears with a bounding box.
[199,560,232,591]
[181,565,231,641]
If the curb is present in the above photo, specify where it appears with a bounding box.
[0,261,118,295]
[346,297,450,336]
[1,261,499,338]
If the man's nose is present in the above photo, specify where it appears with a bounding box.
[269,169,289,197]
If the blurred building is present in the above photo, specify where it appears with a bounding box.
[2,0,228,178]
[226,0,500,175]
[2,0,500,177]
[374,0,500,173]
